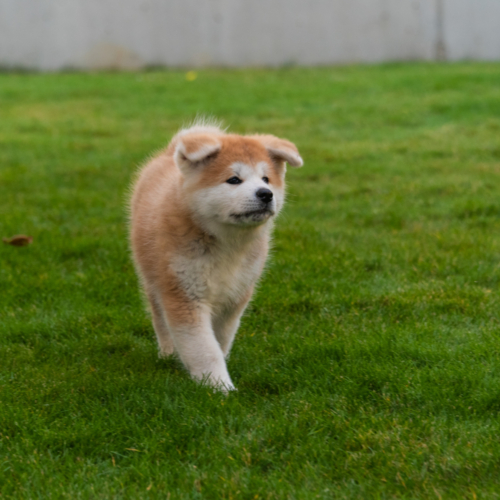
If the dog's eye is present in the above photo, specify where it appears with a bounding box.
[262,176,269,184]
[226,177,242,185]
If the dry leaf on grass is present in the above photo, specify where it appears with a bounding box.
[2,235,33,246]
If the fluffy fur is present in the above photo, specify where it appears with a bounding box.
[129,121,303,391]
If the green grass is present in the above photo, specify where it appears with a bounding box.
[1,63,500,499]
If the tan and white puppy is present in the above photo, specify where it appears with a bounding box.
[130,122,302,391]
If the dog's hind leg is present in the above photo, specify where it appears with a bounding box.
[147,291,175,357]
[213,289,253,358]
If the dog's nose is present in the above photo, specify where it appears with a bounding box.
[256,188,273,204]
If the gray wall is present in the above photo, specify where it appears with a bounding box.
[0,0,499,70]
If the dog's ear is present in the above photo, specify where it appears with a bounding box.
[251,135,303,167]
[174,133,221,172]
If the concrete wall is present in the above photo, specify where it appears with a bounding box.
[442,0,500,60]
[0,0,499,70]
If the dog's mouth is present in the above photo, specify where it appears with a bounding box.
[231,207,274,221]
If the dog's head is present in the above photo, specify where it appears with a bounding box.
[174,129,302,228]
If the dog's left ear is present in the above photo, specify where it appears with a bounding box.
[174,133,222,172]
[251,135,303,167]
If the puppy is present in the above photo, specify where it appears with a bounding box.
[130,121,303,391]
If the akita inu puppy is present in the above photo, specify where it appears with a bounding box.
[130,121,303,391]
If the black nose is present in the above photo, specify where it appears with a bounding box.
[256,188,273,204]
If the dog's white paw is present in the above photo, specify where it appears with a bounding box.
[158,346,175,358]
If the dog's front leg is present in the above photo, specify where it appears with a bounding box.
[165,303,235,391]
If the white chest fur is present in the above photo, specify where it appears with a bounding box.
[170,233,268,311]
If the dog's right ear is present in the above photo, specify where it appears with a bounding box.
[174,133,221,172]
[250,134,303,168]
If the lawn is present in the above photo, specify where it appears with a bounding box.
[1,63,500,499]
